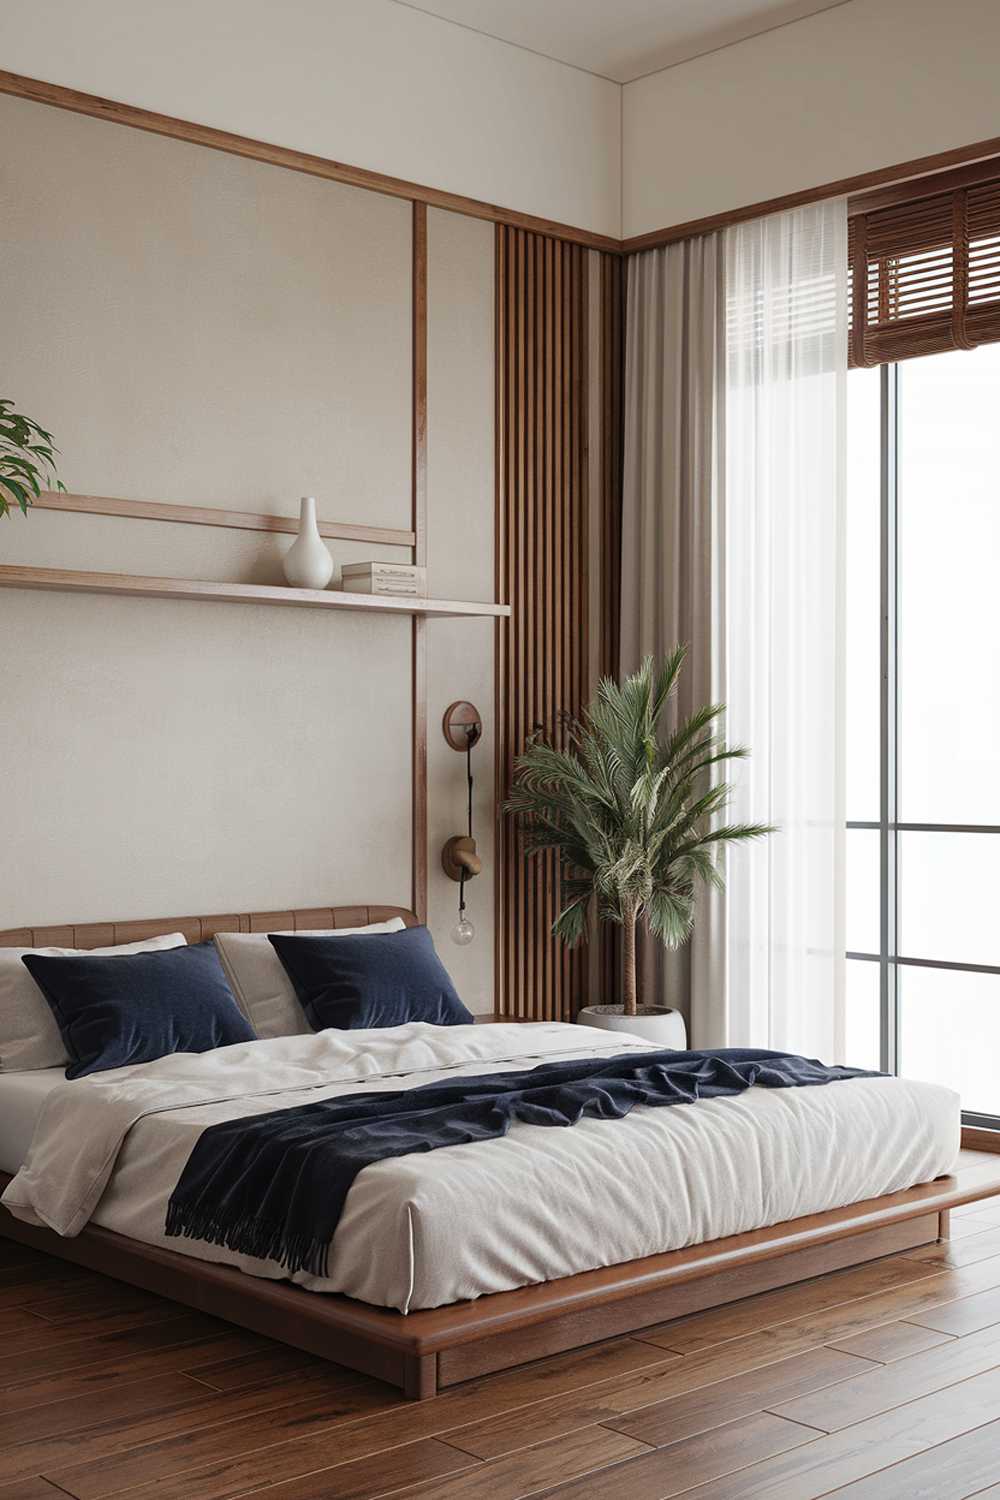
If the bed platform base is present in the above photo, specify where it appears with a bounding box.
[3,1141,999,1400]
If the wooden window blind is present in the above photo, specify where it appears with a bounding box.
[849,160,1000,367]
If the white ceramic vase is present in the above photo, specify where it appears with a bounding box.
[576,1005,688,1048]
[283,496,333,590]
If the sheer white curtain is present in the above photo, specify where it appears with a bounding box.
[724,200,849,1059]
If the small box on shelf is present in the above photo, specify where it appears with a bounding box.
[341,561,427,596]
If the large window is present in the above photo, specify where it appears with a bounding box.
[846,343,1000,1121]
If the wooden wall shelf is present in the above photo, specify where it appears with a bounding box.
[0,565,511,619]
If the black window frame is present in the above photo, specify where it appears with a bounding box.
[847,361,1000,1131]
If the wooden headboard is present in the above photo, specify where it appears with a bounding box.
[0,904,418,949]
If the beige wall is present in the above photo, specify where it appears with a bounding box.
[0,94,411,524]
[426,210,496,1013]
[0,96,496,1009]
[6,0,998,247]
[623,0,1000,237]
[0,0,621,239]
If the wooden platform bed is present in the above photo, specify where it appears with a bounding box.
[4,1157,1000,1399]
[3,904,1000,1401]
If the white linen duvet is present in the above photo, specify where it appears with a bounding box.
[2,1023,961,1312]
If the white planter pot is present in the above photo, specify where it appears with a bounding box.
[577,1005,687,1048]
[283,496,333,590]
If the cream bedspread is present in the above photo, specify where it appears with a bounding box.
[1,1023,961,1311]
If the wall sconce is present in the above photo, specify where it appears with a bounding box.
[441,701,483,946]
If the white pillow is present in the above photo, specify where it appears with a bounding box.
[0,932,188,1071]
[214,919,407,1038]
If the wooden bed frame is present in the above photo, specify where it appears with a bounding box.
[3,902,1000,1401]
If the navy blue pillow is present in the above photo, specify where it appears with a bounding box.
[22,941,256,1078]
[267,926,473,1031]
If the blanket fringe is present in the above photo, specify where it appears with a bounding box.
[165,1201,331,1280]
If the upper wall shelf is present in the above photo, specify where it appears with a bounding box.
[0,565,511,619]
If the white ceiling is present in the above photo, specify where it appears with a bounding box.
[391,0,849,82]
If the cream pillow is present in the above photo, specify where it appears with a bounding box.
[214,919,407,1038]
[0,932,188,1071]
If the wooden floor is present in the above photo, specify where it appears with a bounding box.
[5,1187,1000,1496]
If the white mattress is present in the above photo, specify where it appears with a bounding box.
[0,1069,66,1175]
[2,1025,962,1312]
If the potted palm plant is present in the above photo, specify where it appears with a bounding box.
[505,648,772,1043]
[0,398,65,520]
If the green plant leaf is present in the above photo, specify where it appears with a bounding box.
[502,646,775,1002]
[0,475,30,515]
[0,399,64,524]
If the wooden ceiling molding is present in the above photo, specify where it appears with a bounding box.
[7,66,1000,258]
[0,69,620,253]
[5,66,1000,259]
[624,137,1000,254]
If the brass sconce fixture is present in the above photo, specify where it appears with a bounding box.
[442,701,482,945]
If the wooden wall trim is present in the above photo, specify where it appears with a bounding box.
[0,69,620,254]
[6,67,1000,260]
[411,205,429,570]
[846,153,1000,217]
[493,227,508,1022]
[411,203,429,925]
[623,135,1000,252]
[24,491,415,547]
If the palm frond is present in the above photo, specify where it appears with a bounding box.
[502,647,775,964]
[646,887,696,946]
[650,644,688,721]
[680,821,776,850]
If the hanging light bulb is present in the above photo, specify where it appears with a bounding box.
[451,877,475,946]
[451,915,475,946]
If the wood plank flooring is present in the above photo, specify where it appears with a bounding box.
[4,1200,1000,1498]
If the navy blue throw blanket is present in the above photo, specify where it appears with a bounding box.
[165,1047,874,1278]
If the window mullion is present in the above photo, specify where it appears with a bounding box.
[880,363,900,1075]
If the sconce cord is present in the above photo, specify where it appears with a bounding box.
[459,726,475,919]
[466,728,474,839]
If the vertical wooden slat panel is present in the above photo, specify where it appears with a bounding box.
[527,237,536,1020]
[553,241,567,1011]
[524,231,537,1018]
[514,226,522,1015]
[602,252,624,682]
[411,201,428,925]
[524,231,532,1018]
[573,245,589,1012]
[493,229,502,1003]
[495,226,623,1021]
[596,250,625,1007]
[561,243,575,1009]
[509,228,519,1016]
[542,235,555,1020]
[511,226,521,1017]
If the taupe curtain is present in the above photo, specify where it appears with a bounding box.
[620,235,726,1047]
